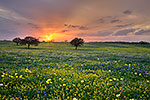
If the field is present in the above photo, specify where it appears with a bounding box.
[0,41,150,100]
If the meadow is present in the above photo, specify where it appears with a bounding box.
[0,41,150,100]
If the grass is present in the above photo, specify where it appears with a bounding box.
[0,41,150,99]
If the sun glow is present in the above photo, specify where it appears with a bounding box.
[39,32,72,42]
[44,34,53,42]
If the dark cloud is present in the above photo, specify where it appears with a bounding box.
[27,23,40,29]
[116,23,133,28]
[135,30,150,35]
[95,16,121,24]
[77,31,112,37]
[97,32,113,36]
[95,16,116,24]
[64,24,68,26]
[97,18,105,23]
[77,33,86,36]
[65,24,88,30]
[61,30,68,32]
[114,29,135,36]
[67,24,80,28]
[79,26,88,30]
[111,19,120,23]
[123,10,132,15]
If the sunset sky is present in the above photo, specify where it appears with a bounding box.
[0,0,150,42]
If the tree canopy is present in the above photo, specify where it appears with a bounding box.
[70,38,84,49]
[24,36,40,48]
[12,36,40,48]
[12,37,21,45]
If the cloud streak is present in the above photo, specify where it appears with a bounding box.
[135,30,150,35]
[78,31,112,37]
[114,29,136,36]
[123,10,132,15]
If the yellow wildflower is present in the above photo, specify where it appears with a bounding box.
[73,97,78,100]
[81,80,84,83]
[120,78,123,81]
[63,84,66,86]
[1,75,4,77]
[116,94,120,97]
[19,75,23,78]
[59,78,62,80]
[47,79,51,81]
[113,78,116,80]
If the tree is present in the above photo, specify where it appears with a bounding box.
[19,39,27,45]
[70,38,84,49]
[12,37,21,45]
[23,36,40,48]
[139,41,149,44]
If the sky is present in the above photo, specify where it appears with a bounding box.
[0,0,150,42]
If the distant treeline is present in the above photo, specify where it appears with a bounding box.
[89,41,150,44]
[0,40,150,44]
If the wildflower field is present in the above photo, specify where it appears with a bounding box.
[0,41,150,100]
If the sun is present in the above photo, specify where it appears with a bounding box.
[47,37,52,41]
[44,35,53,42]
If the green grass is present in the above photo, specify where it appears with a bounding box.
[0,41,150,99]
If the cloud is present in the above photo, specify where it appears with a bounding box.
[77,31,112,37]
[116,23,133,28]
[114,29,135,36]
[95,16,117,24]
[0,16,20,30]
[79,26,88,30]
[123,10,132,15]
[97,32,113,36]
[27,23,40,29]
[97,18,105,23]
[135,30,150,35]
[94,16,121,24]
[64,24,68,26]
[111,19,120,23]
[0,7,29,22]
[67,24,80,28]
[0,0,150,41]
[65,24,88,30]
[61,30,68,32]
[0,13,41,40]
[0,8,7,12]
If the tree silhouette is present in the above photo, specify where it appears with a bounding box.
[70,38,84,49]
[12,37,21,45]
[23,36,40,48]
[19,39,27,45]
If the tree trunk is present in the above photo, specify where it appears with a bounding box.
[17,43,18,45]
[28,44,30,48]
[75,46,77,50]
